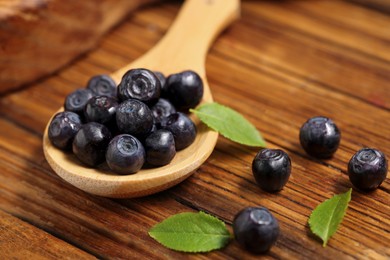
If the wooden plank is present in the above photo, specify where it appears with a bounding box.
[0,209,94,259]
[243,1,390,61]
[0,0,157,93]
[0,109,388,259]
[138,1,390,110]
[0,118,233,258]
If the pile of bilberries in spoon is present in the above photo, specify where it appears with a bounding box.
[48,68,203,174]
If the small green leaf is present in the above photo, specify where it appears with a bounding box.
[149,211,232,253]
[190,102,266,147]
[308,188,352,247]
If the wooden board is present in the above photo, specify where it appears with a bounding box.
[0,210,94,259]
[0,0,389,258]
[0,0,155,94]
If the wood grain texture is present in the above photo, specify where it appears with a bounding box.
[0,0,389,259]
[348,0,390,13]
[0,209,94,259]
[0,0,155,93]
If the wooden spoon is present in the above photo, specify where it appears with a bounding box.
[43,0,240,198]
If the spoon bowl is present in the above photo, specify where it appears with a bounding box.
[43,0,240,198]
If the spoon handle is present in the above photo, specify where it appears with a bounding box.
[112,0,240,78]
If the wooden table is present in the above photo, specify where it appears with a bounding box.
[1,1,389,259]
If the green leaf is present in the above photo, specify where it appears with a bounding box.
[190,102,266,147]
[148,211,232,253]
[308,188,352,247]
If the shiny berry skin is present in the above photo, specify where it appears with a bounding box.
[106,134,145,174]
[84,95,118,124]
[165,70,203,111]
[161,112,196,150]
[150,98,176,124]
[233,207,279,254]
[48,111,82,150]
[145,130,176,166]
[154,71,167,94]
[86,74,117,97]
[299,116,340,158]
[116,99,154,136]
[252,149,291,192]
[117,68,161,105]
[348,148,388,191]
[64,88,94,115]
[72,122,111,167]
[135,123,158,144]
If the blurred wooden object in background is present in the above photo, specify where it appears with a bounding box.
[0,0,156,94]
[347,0,390,13]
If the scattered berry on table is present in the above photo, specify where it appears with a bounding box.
[252,149,291,192]
[145,129,176,166]
[348,148,388,191]
[72,122,112,167]
[233,207,279,254]
[48,111,82,150]
[299,116,340,158]
[106,134,145,174]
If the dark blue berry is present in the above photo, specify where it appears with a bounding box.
[116,99,154,136]
[87,74,117,97]
[154,71,167,95]
[117,68,161,105]
[145,130,176,166]
[106,134,145,174]
[136,122,158,144]
[64,88,94,115]
[48,111,82,150]
[252,149,291,192]
[233,207,279,254]
[348,148,388,191]
[150,98,176,124]
[161,112,196,150]
[72,122,111,167]
[299,116,340,158]
[84,95,118,124]
[165,70,203,111]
